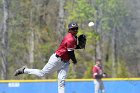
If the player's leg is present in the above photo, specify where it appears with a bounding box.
[94,79,100,93]
[14,53,61,77]
[57,62,69,93]
[24,53,62,77]
[100,80,105,93]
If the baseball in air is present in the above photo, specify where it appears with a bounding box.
[88,22,94,27]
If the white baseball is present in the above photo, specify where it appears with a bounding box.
[88,22,94,27]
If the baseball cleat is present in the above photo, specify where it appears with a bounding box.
[14,66,27,76]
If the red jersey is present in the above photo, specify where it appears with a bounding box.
[55,32,77,61]
[92,65,103,78]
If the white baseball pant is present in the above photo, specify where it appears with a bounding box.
[94,79,105,93]
[24,53,69,93]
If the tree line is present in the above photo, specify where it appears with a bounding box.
[0,0,139,80]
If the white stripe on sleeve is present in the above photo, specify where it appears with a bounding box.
[67,48,74,51]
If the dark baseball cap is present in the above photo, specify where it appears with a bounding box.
[68,22,78,29]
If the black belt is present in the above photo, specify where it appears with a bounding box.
[55,54,66,62]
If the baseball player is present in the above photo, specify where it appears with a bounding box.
[14,22,86,93]
[92,59,107,93]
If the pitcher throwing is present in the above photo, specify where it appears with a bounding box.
[14,22,86,93]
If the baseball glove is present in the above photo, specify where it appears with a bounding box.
[78,34,87,49]
[95,73,107,79]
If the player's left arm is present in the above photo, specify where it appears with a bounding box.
[67,39,77,64]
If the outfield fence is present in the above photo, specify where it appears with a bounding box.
[0,78,140,93]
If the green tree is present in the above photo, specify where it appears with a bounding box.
[116,61,129,78]
[92,0,130,77]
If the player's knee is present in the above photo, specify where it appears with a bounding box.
[38,70,45,77]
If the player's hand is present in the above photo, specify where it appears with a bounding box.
[102,73,107,78]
